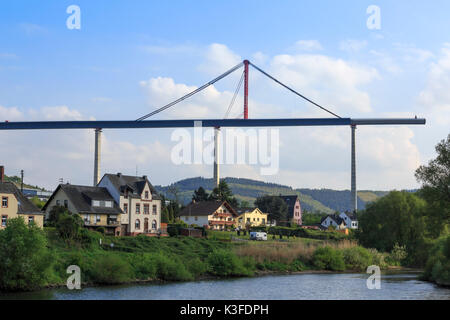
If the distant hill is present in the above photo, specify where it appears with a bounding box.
[3,175,48,191]
[154,177,390,213]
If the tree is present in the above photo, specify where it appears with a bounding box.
[0,218,52,291]
[46,205,68,226]
[161,207,169,223]
[192,187,209,202]
[415,133,450,237]
[357,191,427,264]
[56,211,84,243]
[209,180,239,207]
[255,195,288,225]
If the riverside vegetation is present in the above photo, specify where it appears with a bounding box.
[0,216,404,292]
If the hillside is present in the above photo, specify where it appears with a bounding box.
[154,177,390,213]
[3,175,48,191]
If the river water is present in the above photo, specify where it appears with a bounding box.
[1,271,449,300]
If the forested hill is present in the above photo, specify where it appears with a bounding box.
[154,177,390,213]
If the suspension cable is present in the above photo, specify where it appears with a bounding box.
[224,70,245,119]
[136,62,244,121]
[249,62,341,118]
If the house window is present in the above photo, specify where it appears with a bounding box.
[56,200,60,206]
[64,200,68,208]
[195,216,198,221]
[105,201,112,208]
[144,204,149,214]
[152,205,157,214]
[92,200,100,207]
[145,191,149,199]
[135,219,140,229]
[186,216,189,221]
[96,215,101,223]
[84,214,89,224]
[136,204,140,214]
[123,203,128,214]
[262,218,265,224]
[2,197,8,208]
[152,220,157,229]
[1,215,7,227]
[28,216,34,225]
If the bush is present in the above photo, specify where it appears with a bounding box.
[154,253,193,281]
[91,255,132,284]
[343,246,372,271]
[386,243,407,266]
[423,235,450,286]
[0,218,52,291]
[312,246,345,271]
[129,254,157,280]
[207,249,251,276]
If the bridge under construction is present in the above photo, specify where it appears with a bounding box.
[0,60,426,212]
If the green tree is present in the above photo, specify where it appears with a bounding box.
[415,133,450,237]
[30,196,45,209]
[161,207,169,223]
[209,180,238,207]
[46,205,68,226]
[56,211,84,243]
[255,195,288,225]
[357,191,426,264]
[0,218,52,291]
[192,187,209,202]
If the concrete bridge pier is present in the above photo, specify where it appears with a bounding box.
[93,128,102,186]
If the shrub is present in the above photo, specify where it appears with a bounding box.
[129,254,157,280]
[312,246,345,271]
[0,218,52,291]
[386,243,407,266]
[207,249,250,276]
[343,246,372,271]
[154,253,193,281]
[423,235,450,286]
[91,255,132,284]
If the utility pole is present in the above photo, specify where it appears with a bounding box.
[20,169,24,192]
[214,127,221,187]
[351,124,357,212]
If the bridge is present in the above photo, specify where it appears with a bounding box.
[0,60,426,212]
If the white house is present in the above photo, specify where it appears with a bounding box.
[339,212,358,229]
[98,173,162,236]
[320,214,347,230]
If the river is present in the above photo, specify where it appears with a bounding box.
[1,271,449,300]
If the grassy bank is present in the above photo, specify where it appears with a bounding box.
[0,219,405,292]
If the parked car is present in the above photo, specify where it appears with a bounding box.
[250,232,267,241]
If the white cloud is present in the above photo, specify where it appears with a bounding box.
[269,54,379,114]
[369,50,402,74]
[339,39,368,53]
[199,43,242,75]
[293,40,323,52]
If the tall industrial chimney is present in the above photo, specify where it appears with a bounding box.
[0,166,4,183]
[213,127,221,187]
[93,128,102,186]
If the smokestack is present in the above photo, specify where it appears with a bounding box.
[93,128,102,186]
[21,170,24,192]
[214,127,220,187]
[0,166,4,183]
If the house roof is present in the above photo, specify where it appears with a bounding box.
[278,195,300,218]
[342,212,357,221]
[179,201,237,217]
[0,181,42,215]
[42,184,123,215]
[101,173,161,200]
[321,214,345,225]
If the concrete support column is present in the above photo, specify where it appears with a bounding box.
[351,124,357,212]
[94,128,102,186]
[214,127,221,187]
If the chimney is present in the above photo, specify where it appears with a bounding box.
[117,172,122,177]
[0,166,4,183]
[142,175,147,180]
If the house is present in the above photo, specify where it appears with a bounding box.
[0,166,44,229]
[320,214,347,230]
[42,184,123,235]
[279,195,302,225]
[178,200,237,230]
[98,173,162,236]
[339,212,358,229]
[235,207,268,229]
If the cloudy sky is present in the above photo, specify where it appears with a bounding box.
[0,1,449,191]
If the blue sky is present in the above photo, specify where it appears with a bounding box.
[1,1,449,191]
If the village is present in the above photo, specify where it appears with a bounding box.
[0,165,358,238]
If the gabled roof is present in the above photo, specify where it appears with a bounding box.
[321,214,345,225]
[278,195,300,218]
[42,184,122,215]
[341,212,357,221]
[0,182,42,215]
[179,200,237,217]
[236,207,266,216]
[101,173,161,199]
